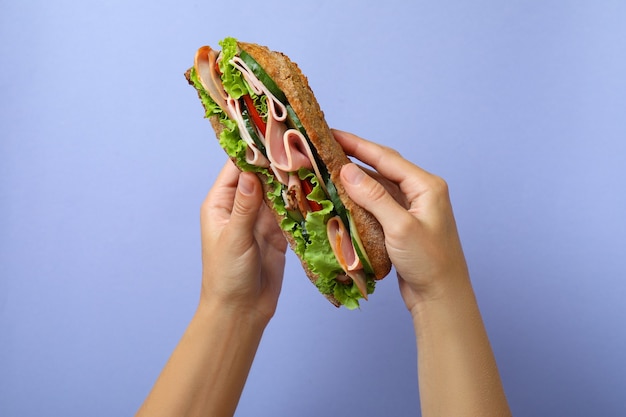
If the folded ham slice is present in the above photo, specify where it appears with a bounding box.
[326,216,368,298]
[265,114,316,182]
[194,46,233,119]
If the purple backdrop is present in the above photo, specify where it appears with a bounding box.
[2,1,625,416]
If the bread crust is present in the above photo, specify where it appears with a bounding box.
[186,41,391,306]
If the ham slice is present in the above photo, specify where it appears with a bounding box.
[265,115,314,179]
[326,216,368,299]
[194,46,233,119]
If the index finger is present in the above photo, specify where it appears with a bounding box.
[333,129,434,179]
[332,129,435,198]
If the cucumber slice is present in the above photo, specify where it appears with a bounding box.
[240,106,267,156]
[239,50,287,103]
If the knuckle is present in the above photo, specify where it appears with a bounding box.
[426,174,450,197]
[384,146,402,158]
[364,178,389,203]
[427,175,454,214]
[379,145,402,161]
[232,195,255,216]
[386,212,419,241]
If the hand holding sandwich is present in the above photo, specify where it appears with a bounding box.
[335,129,469,312]
[199,160,287,321]
[336,129,512,417]
[136,161,286,417]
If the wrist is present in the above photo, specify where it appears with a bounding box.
[405,270,474,323]
[408,273,511,417]
[195,296,272,332]
[410,278,483,344]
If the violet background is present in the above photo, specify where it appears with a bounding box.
[2,1,626,416]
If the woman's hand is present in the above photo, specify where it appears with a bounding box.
[334,129,469,314]
[336,130,511,417]
[200,160,287,321]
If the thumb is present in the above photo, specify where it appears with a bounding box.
[227,172,263,239]
[340,163,411,236]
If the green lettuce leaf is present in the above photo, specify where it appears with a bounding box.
[188,67,222,118]
[218,37,249,99]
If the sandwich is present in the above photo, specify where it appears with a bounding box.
[185,37,391,309]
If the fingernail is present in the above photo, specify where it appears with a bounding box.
[239,174,255,196]
[342,163,365,185]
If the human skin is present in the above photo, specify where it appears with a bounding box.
[135,161,287,417]
[335,129,512,417]
[136,130,512,417]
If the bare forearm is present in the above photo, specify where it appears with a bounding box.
[136,301,267,417]
[413,278,511,417]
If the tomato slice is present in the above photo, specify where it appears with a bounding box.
[242,94,267,137]
[301,178,323,212]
